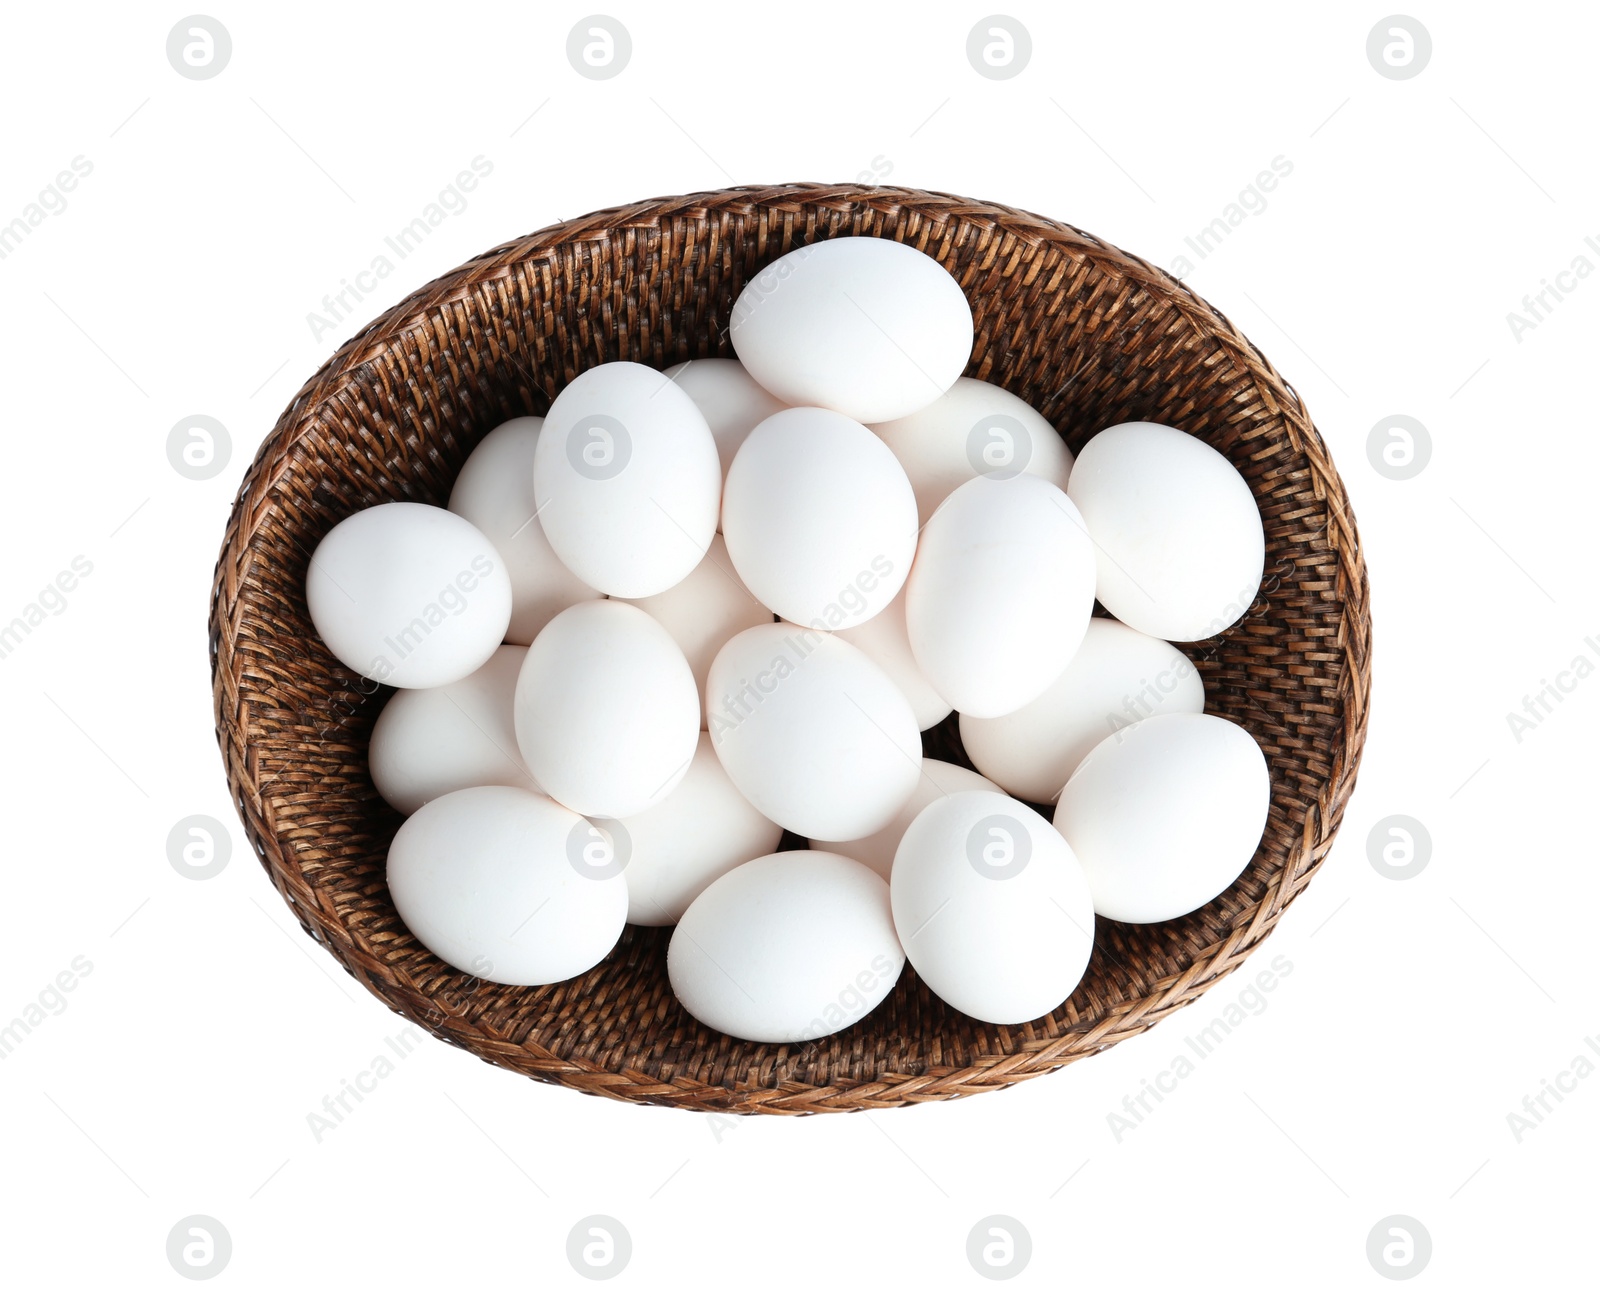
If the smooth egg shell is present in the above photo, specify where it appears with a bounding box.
[1053,712,1271,923]
[905,474,1096,718]
[706,622,921,840]
[386,785,626,985]
[604,733,783,926]
[833,585,950,730]
[531,360,721,598]
[662,358,787,482]
[729,237,973,423]
[306,502,512,689]
[448,417,599,644]
[514,600,699,819]
[668,850,904,1042]
[369,645,539,815]
[871,377,1074,525]
[722,407,917,631]
[891,790,1095,1025]
[1066,421,1265,641]
[623,533,773,728]
[811,758,1000,880]
[961,618,1204,803]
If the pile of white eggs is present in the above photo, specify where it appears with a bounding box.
[305,237,1272,1042]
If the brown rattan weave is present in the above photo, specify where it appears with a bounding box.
[209,183,1370,1114]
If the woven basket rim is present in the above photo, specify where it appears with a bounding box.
[210,182,1371,1114]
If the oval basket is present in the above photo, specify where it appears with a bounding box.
[210,182,1370,1114]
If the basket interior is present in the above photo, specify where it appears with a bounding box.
[213,186,1364,1111]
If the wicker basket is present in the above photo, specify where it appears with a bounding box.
[210,183,1370,1114]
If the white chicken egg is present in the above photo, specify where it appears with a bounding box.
[386,785,627,985]
[662,358,786,482]
[706,622,921,841]
[531,361,721,598]
[729,237,973,423]
[668,850,904,1043]
[721,407,917,630]
[960,618,1204,803]
[1066,421,1265,641]
[594,733,783,926]
[871,377,1074,525]
[514,600,699,819]
[891,789,1095,1025]
[369,644,539,815]
[833,586,950,730]
[811,758,1000,881]
[622,534,773,728]
[447,416,599,644]
[1053,712,1271,923]
[305,501,511,689]
[904,474,1096,718]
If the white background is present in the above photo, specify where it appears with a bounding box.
[2,1,1596,1290]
